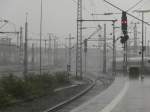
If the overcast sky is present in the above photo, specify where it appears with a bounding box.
[0,0,150,42]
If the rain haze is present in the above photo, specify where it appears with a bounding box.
[1,0,150,112]
[0,0,150,37]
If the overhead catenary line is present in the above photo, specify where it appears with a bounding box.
[0,18,17,32]
[103,0,150,26]
[72,0,91,14]
[72,0,99,24]
[126,0,145,12]
[88,0,100,27]
[70,27,102,49]
[0,23,8,29]
[71,20,115,49]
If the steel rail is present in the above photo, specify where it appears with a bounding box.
[42,78,96,112]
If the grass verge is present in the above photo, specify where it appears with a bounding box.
[0,71,70,108]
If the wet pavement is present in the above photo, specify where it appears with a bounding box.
[112,77,150,112]
[70,76,150,112]
[70,76,126,112]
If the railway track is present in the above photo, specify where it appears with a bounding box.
[42,78,96,112]
[42,73,114,112]
[0,71,113,112]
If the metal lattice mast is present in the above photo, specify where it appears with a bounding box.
[76,0,83,79]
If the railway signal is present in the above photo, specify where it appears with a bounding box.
[120,11,129,44]
[120,35,129,44]
[121,11,128,35]
[120,36,124,44]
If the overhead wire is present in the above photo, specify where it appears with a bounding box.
[0,22,8,29]
[126,0,145,12]
[71,0,91,14]
[129,0,149,28]
[0,17,8,30]
[88,0,103,47]
[88,0,98,23]
[103,0,150,26]
[136,0,149,10]
[71,0,101,41]
[71,0,99,22]
[0,17,17,32]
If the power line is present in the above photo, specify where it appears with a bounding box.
[72,0,99,18]
[88,0,100,27]
[0,22,8,29]
[131,0,149,11]
[126,0,145,12]
[103,0,150,26]
[72,0,100,38]
[0,17,17,31]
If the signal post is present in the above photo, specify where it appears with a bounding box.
[120,11,129,75]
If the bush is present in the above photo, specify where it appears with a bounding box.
[24,73,55,97]
[54,71,69,84]
[0,88,13,108]
[0,72,71,108]
[0,74,29,99]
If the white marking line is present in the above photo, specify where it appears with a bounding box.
[54,85,78,92]
[99,81,130,112]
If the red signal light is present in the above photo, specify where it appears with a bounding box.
[121,20,127,24]
[124,21,127,24]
